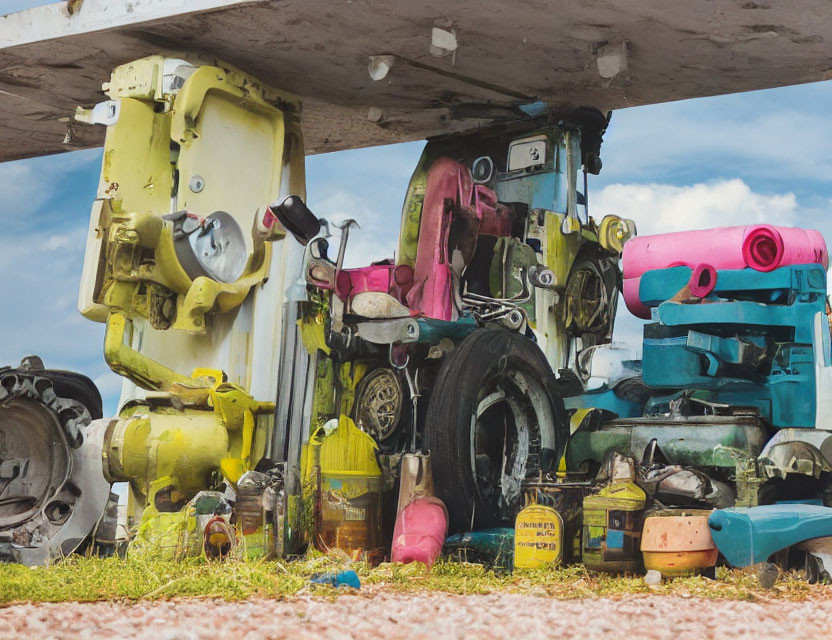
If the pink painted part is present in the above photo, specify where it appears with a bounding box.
[623,277,651,319]
[335,263,397,300]
[405,157,474,321]
[622,225,828,280]
[688,263,717,298]
[391,496,449,569]
[475,185,512,237]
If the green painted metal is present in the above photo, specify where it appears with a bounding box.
[566,415,770,472]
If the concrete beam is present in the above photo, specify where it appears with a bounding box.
[0,0,831,162]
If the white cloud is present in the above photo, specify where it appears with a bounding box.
[0,149,100,231]
[309,189,400,268]
[43,234,76,251]
[592,179,799,237]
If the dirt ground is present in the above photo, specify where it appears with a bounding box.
[2,589,832,640]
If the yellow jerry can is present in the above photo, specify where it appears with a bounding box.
[514,504,564,569]
[582,481,646,573]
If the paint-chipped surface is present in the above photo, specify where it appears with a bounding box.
[1,1,832,161]
[3,591,832,640]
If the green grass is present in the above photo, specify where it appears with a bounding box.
[1,555,830,605]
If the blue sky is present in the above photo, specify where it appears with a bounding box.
[2,3,831,415]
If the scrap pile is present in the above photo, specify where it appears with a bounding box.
[4,54,832,593]
[554,224,832,583]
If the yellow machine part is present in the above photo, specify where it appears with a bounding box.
[540,211,590,288]
[103,377,274,528]
[397,150,429,268]
[78,55,300,334]
[337,362,368,417]
[128,478,202,561]
[598,215,637,254]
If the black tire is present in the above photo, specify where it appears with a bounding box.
[423,329,568,533]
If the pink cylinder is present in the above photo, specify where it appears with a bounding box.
[622,225,828,280]
[623,277,650,319]
[688,263,717,298]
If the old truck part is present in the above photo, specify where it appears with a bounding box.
[0,357,113,566]
[72,55,318,551]
[303,115,634,536]
[571,227,832,525]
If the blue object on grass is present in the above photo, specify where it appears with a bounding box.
[310,569,361,589]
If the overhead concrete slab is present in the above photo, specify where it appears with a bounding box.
[0,0,831,162]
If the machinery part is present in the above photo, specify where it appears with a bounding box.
[801,538,832,584]
[353,368,405,442]
[103,313,198,392]
[78,56,300,333]
[171,211,248,284]
[471,156,495,184]
[424,329,567,532]
[597,215,637,254]
[104,383,274,530]
[707,504,832,568]
[566,414,770,473]
[563,255,616,341]
[498,308,525,331]
[528,265,556,290]
[758,428,832,481]
[268,195,322,246]
[355,318,419,345]
[0,359,111,566]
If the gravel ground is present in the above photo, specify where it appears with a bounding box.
[2,591,832,640]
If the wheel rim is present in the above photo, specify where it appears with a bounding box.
[0,399,71,529]
[355,369,403,442]
[469,367,556,522]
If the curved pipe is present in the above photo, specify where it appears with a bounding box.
[104,313,197,392]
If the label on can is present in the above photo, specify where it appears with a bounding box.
[514,504,564,569]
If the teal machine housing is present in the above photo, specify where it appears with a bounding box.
[640,263,827,428]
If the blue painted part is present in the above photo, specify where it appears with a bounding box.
[606,529,625,549]
[496,170,567,214]
[445,528,514,550]
[585,535,602,550]
[657,300,819,343]
[639,264,827,310]
[518,100,548,117]
[495,137,569,214]
[310,569,361,589]
[707,504,832,567]
[444,528,515,567]
[639,264,826,428]
[415,316,478,344]
[564,388,645,418]
[639,266,694,307]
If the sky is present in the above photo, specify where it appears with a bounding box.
[1,3,831,416]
